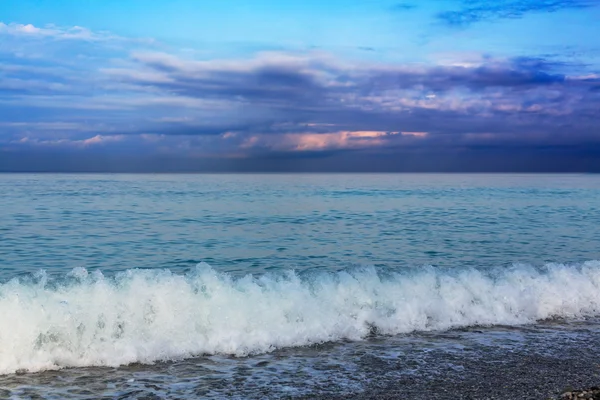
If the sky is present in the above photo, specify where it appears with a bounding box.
[1,0,600,172]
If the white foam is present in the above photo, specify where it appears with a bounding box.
[1,261,600,375]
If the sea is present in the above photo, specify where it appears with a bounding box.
[1,173,600,399]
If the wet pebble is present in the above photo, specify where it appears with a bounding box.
[561,387,600,400]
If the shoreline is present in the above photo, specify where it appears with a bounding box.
[1,323,600,399]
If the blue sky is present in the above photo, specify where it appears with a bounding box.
[1,0,600,171]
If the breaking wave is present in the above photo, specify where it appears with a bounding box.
[2,261,600,375]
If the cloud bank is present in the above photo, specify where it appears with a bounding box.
[0,22,599,172]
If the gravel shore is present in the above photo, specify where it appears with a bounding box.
[299,323,600,400]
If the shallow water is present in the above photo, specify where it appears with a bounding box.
[1,173,600,398]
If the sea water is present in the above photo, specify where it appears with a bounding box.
[1,173,599,398]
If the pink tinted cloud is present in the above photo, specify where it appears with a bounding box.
[238,130,422,152]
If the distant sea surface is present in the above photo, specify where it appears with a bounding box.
[1,173,600,398]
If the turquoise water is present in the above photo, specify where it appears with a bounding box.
[1,173,600,398]
[1,174,599,278]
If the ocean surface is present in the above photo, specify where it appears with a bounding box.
[1,173,600,398]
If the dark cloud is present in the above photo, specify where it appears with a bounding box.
[391,3,418,12]
[107,52,599,142]
[116,52,570,111]
[437,0,599,27]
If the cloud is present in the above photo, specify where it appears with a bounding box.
[0,22,117,41]
[112,51,591,118]
[0,122,85,130]
[6,49,598,150]
[113,51,571,111]
[1,23,599,171]
[391,3,418,11]
[15,134,124,148]
[237,131,407,152]
[437,0,599,27]
[99,50,600,162]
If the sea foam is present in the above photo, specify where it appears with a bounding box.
[1,261,600,375]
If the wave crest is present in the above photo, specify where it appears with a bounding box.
[2,261,600,374]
